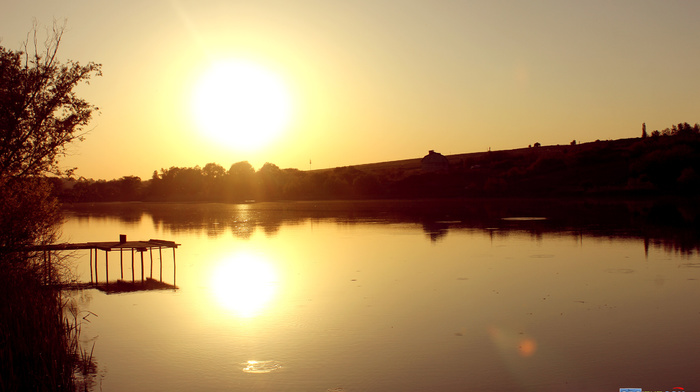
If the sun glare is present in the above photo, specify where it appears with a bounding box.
[211,252,278,318]
[191,60,292,151]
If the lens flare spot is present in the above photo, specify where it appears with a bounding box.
[489,326,538,358]
[518,338,537,357]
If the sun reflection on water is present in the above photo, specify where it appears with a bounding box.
[241,360,283,374]
[210,252,278,318]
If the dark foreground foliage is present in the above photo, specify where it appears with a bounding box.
[0,179,96,392]
[1,24,101,391]
[0,265,75,391]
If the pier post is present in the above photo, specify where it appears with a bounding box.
[105,251,109,286]
[94,249,98,284]
[159,247,163,282]
[131,249,135,282]
[172,248,176,287]
[89,248,93,283]
[120,248,124,279]
[149,248,153,279]
[140,251,145,282]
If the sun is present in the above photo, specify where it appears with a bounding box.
[191,59,292,151]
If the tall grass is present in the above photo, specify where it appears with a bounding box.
[0,251,96,392]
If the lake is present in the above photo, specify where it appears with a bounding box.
[60,199,700,391]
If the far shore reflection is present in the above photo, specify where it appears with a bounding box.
[64,198,700,253]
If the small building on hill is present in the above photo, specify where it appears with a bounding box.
[421,150,449,172]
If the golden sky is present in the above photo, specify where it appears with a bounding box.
[3,0,699,180]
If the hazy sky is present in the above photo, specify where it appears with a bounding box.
[2,0,699,180]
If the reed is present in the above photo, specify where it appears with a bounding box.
[0,252,96,392]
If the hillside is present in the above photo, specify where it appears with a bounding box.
[307,137,659,197]
[330,144,575,175]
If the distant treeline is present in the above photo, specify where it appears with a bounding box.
[51,122,700,202]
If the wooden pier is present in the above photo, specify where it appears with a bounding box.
[31,235,179,293]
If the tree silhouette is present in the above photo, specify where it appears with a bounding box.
[227,161,255,201]
[0,24,101,179]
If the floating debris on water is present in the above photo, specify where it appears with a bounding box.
[605,268,635,274]
[529,254,555,259]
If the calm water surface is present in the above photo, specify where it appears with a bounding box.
[61,200,700,391]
